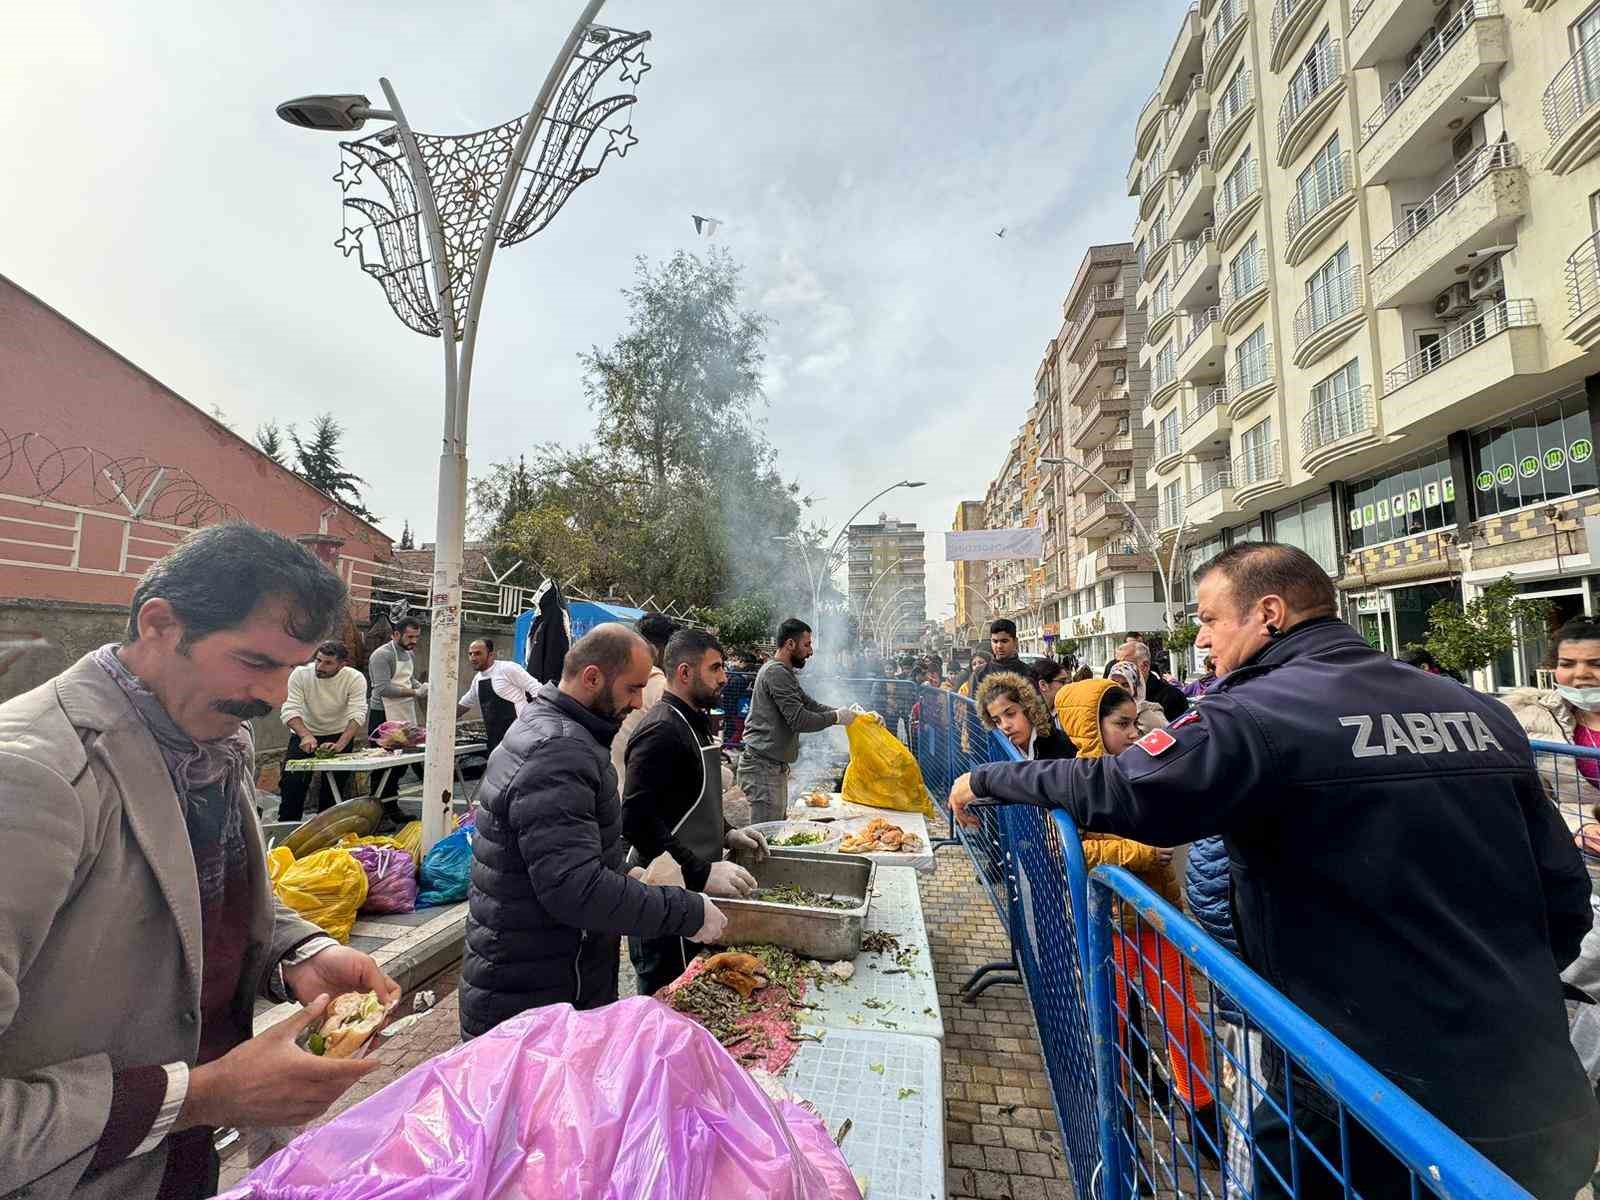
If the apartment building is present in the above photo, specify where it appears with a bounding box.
[1130,0,1600,685]
[951,499,992,648]
[846,514,927,650]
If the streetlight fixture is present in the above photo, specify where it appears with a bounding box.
[277,1,651,853]
[773,479,926,622]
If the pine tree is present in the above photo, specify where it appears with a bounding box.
[256,421,287,466]
[288,413,375,520]
[398,520,415,550]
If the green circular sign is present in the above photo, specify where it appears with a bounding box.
[1475,470,1494,491]
[1519,456,1540,478]
[1545,447,1567,471]
[1496,463,1515,485]
[1573,438,1594,464]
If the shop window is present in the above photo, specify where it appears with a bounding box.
[1346,446,1455,549]
[1469,390,1597,517]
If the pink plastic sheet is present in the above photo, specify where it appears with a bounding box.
[220,996,862,1200]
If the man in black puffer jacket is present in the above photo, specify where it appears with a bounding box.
[460,625,724,1038]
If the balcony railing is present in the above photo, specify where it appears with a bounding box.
[1183,386,1228,429]
[1175,149,1213,202]
[1350,0,1373,29]
[1152,357,1178,393]
[1181,305,1222,351]
[1383,298,1538,391]
[1300,384,1375,455]
[1269,0,1306,54]
[1568,231,1600,325]
[1542,33,1600,144]
[1233,439,1282,488]
[1220,250,1267,316]
[1361,0,1499,145]
[1209,72,1255,145]
[1285,151,1354,243]
[1173,226,1216,278]
[1293,267,1365,348]
[1215,158,1261,224]
[1193,470,1233,500]
[1370,142,1519,267]
[1158,493,1187,530]
[1227,342,1275,399]
[1157,425,1184,460]
[1168,75,1210,168]
[1278,39,1343,151]
[1142,157,1167,196]
[1206,0,1245,62]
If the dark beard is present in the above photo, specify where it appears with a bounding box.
[216,698,272,720]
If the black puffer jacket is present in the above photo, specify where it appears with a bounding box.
[460,683,705,1037]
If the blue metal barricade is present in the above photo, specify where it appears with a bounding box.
[1082,864,1533,1200]
[1528,738,1600,885]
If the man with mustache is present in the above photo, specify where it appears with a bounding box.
[0,523,399,1200]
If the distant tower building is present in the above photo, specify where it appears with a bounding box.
[847,513,927,650]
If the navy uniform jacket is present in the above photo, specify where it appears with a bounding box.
[970,616,1595,1171]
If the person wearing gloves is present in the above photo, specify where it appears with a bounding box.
[460,625,725,1037]
[624,628,773,994]
[366,616,427,823]
[736,617,860,823]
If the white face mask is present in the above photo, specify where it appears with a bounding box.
[1556,683,1600,713]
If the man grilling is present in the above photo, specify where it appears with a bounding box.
[455,637,537,758]
[622,629,771,995]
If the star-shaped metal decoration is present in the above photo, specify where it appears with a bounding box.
[619,51,651,85]
[334,225,365,258]
[605,124,639,159]
[333,158,364,192]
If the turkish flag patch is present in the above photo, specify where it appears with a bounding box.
[1135,728,1176,756]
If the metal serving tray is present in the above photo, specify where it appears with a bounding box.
[714,850,875,961]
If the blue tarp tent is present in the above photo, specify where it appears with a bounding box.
[513,599,647,675]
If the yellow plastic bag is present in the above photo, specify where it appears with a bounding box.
[267,845,295,886]
[272,848,369,943]
[338,820,424,874]
[841,712,935,818]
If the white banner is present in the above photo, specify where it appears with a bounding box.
[944,528,1044,561]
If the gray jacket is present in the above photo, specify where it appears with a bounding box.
[366,640,414,711]
[0,655,320,1199]
[741,660,837,765]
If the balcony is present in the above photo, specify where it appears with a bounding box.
[1168,73,1212,169]
[1543,34,1600,174]
[1188,469,1237,528]
[1143,232,1175,283]
[1082,437,1135,486]
[1358,1,1507,186]
[1208,73,1255,163]
[1092,544,1154,576]
[1277,40,1345,166]
[1381,299,1546,437]
[1067,339,1129,402]
[1148,289,1178,344]
[1150,350,1182,410]
[1283,150,1356,267]
[1300,385,1381,474]
[1368,142,1526,308]
[1292,268,1367,368]
[1071,386,1132,449]
[1226,342,1276,418]
[1171,150,1215,236]
[1172,226,1219,309]
[1269,0,1321,72]
[1155,422,1185,470]
[1140,165,1172,220]
[1232,440,1283,502]
[1177,306,1226,382]
[1219,251,1269,333]
[1077,491,1137,539]
[1204,1,1249,74]
[1135,92,1167,160]
[1181,385,1232,456]
[1566,231,1600,349]
[1062,282,1126,358]
[1157,491,1187,533]
[1215,158,1262,251]
[1349,0,1450,70]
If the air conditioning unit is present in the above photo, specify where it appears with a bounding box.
[1434,283,1473,319]
[1113,367,1128,384]
[1468,256,1503,301]
[1115,469,1132,484]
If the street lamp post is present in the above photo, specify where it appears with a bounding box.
[277,4,652,852]
[868,582,922,651]
[773,479,925,626]
[1039,455,1191,636]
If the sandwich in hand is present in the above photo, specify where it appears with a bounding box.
[303,991,387,1058]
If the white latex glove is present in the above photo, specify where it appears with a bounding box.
[836,707,858,726]
[705,859,758,898]
[689,898,728,943]
[724,827,770,862]
[414,682,430,700]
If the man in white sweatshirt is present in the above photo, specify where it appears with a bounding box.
[278,640,368,821]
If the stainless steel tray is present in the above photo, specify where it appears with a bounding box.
[714,850,875,961]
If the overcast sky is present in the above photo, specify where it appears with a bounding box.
[4,1,1187,621]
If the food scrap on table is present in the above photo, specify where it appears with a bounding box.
[753,883,854,909]
[804,791,832,808]
[839,817,923,855]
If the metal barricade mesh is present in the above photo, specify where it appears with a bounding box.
[1084,864,1530,1200]
[1529,738,1600,886]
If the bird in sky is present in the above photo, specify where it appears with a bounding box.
[995,227,1007,238]
[692,214,722,237]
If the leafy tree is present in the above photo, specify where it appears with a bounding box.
[696,595,774,650]
[1165,618,1199,655]
[1419,575,1554,675]
[256,421,287,466]
[288,413,375,521]
[398,520,415,550]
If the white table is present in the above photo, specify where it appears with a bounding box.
[785,1027,944,1200]
[784,793,935,875]
[280,743,486,809]
[798,864,943,1041]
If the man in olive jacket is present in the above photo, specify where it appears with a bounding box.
[0,525,397,1200]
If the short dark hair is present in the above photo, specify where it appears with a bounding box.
[1194,541,1336,619]
[990,619,1017,637]
[776,617,811,647]
[315,640,350,661]
[1029,658,1068,686]
[1550,617,1600,662]
[637,613,677,650]
[472,637,495,653]
[126,523,346,646]
[562,623,647,682]
[394,616,423,635]
[665,628,724,675]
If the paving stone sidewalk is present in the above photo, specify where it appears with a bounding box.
[222,848,1075,1200]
